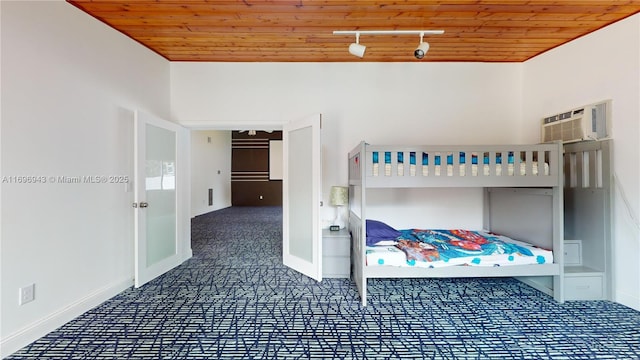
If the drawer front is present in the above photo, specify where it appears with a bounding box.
[323,237,350,257]
[564,276,604,300]
[322,256,350,278]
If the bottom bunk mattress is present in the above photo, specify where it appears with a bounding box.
[366,226,553,269]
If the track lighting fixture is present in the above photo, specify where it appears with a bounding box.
[414,32,430,59]
[238,130,274,136]
[333,30,444,59]
[348,32,366,58]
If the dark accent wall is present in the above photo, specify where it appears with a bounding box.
[231,131,282,206]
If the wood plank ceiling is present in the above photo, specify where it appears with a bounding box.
[67,1,640,62]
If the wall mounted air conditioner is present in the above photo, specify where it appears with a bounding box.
[541,100,610,143]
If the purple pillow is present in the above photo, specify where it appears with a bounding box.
[366,219,401,246]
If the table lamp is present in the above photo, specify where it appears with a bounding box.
[329,186,348,230]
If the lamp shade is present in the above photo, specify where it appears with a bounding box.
[329,186,348,206]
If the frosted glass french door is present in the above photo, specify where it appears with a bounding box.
[282,114,322,281]
[134,110,184,288]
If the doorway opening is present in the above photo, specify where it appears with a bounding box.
[190,129,283,218]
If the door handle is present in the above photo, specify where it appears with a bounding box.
[139,202,149,208]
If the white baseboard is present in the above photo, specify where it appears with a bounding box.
[616,291,640,311]
[1,277,133,358]
[183,248,193,262]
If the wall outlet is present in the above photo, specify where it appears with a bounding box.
[19,284,35,305]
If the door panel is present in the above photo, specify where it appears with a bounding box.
[144,123,177,266]
[134,111,186,288]
[282,114,322,280]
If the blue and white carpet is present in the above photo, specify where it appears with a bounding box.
[7,206,640,359]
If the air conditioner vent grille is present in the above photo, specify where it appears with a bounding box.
[543,118,585,143]
[541,100,610,144]
[559,111,573,120]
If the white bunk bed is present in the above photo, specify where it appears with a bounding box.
[347,142,564,306]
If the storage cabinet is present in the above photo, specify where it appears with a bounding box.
[322,228,350,278]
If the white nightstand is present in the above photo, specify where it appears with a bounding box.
[322,228,350,278]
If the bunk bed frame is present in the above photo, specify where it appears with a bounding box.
[347,141,565,306]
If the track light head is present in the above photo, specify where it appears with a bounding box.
[349,42,366,58]
[348,32,366,58]
[414,41,430,59]
[414,32,429,59]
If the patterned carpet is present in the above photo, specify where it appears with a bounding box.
[7,206,640,359]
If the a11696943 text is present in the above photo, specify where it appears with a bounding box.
[2,175,129,184]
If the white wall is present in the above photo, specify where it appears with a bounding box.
[171,62,523,227]
[1,2,172,356]
[190,131,232,216]
[523,14,640,309]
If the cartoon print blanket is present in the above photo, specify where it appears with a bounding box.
[366,229,553,268]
